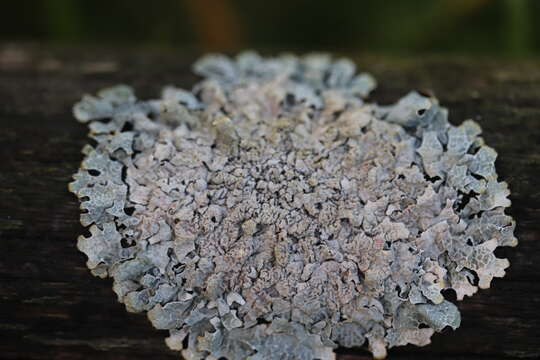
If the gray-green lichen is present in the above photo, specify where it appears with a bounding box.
[70,52,517,359]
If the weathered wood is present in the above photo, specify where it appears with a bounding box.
[1,45,539,359]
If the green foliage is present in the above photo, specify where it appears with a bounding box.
[1,0,537,55]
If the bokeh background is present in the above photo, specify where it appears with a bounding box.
[1,0,539,56]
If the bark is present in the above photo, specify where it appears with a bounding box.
[1,44,539,359]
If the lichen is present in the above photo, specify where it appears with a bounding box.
[69,52,517,359]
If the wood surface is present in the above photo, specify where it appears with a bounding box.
[0,44,539,359]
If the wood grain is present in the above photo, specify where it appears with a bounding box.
[0,44,539,359]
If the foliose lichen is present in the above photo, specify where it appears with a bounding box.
[70,52,517,359]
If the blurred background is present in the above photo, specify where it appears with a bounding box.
[1,0,539,56]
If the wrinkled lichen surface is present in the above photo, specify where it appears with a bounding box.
[70,52,517,359]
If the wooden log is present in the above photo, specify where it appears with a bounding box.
[0,44,539,359]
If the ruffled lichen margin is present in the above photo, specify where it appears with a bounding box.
[69,52,517,359]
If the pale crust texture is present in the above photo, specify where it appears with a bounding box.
[70,52,516,359]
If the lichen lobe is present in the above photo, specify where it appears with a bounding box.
[70,52,517,359]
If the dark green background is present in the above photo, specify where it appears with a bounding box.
[2,0,539,56]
